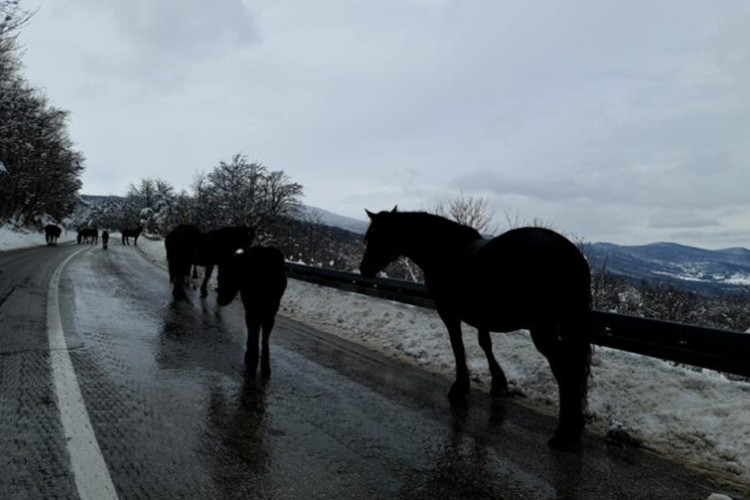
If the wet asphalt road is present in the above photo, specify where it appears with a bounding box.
[0,241,746,499]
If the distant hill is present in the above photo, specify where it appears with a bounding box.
[296,205,369,234]
[587,242,750,295]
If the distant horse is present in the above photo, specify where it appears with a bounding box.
[102,230,109,250]
[193,226,256,297]
[217,246,287,375]
[77,228,98,245]
[44,224,61,246]
[121,226,143,246]
[359,208,592,450]
[165,224,203,300]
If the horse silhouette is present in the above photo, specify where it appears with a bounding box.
[44,224,61,246]
[217,246,287,376]
[359,208,592,450]
[165,224,203,300]
[164,225,255,299]
[121,226,142,245]
[102,230,109,250]
[193,226,256,297]
[77,228,98,244]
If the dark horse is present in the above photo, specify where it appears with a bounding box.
[121,226,143,246]
[44,224,61,245]
[165,224,202,300]
[193,226,256,297]
[102,230,109,250]
[359,208,592,450]
[164,224,255,299]
[217,246,287,376]
[77,228,98,244]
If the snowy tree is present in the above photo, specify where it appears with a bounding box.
[123,178,180,234]
[194,153,303,233]
[0,6,84,225]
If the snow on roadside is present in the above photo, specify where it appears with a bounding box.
[0,224,77,251]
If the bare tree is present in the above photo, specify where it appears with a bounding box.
[194,153,303,233]
[0,0,33,36]
[0,5,83,225]
[433,192,497,234]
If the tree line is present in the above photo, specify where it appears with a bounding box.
[0,1,84,225]
[74,153,304,241]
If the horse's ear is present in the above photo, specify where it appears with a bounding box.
[365,209,375,220]
[391,205,398,213]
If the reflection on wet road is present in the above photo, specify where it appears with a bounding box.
[1,242,744,499]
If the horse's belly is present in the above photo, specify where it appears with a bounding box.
[454,287,551,332]
[460,306,528,332]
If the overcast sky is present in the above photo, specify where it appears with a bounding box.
[16,0,750,248]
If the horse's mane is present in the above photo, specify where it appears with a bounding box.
[395,211,482,243]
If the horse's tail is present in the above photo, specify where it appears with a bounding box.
[559,286,593,425]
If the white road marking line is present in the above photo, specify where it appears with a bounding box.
[47,248,119,500]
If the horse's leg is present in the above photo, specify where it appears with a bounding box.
[172,279,186,300]
[530,323,588,451]
[191,264,199,279]
[556,320,591,448]
[437,308,470,402]
[245,315,261,375]
[477,329,509,396]
[200,264,213,297]
[259,316,275,377]
[172,262,187,300]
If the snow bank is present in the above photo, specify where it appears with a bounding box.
[0,224,76,251]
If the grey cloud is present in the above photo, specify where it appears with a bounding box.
[648,211,720,230]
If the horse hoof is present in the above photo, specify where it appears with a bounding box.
[447,386,469,406]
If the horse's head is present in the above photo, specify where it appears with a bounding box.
[216,252,242,306]
[359,207,401,278]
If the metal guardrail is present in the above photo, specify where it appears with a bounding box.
[286,262,750,379]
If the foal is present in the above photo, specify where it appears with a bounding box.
[217,247,287,376]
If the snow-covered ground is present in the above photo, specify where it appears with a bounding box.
[0,224,78,251]
[2,226,747,497]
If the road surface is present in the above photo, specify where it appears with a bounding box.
[0,241,745,499]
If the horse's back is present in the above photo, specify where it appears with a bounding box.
[239,247,287,304]
[480,228,586,271]
[244,247,286,285]
[451,227,590,328]
[200,226,255,264]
